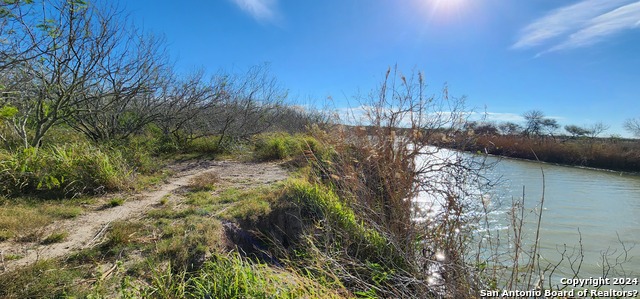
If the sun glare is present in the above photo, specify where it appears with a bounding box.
[430,0,467,12]
[422,0,470,22]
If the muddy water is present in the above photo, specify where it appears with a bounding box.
[415,149,640,282]
[485,156,640,279]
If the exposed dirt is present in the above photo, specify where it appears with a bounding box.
[0,160,289,273]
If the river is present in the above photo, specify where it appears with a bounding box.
[416,149,640,284]
[485,156,640,279]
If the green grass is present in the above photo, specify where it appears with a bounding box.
[2,253,23,261]
[218,187,275,223]
[147,205,201,219]
[222,197,271,223]
[0,131,390,298]
[253,132,318,161]
[0,171,362,299]
[109,197,126,207]
[0,142,132,197]
[160,252,344,299]
[133,169,174,191]
[0,231,11,241]
[0,199,85,242]
[185,191,215,206]
[41,204,83,219]
[154,216,224,271]
[280,179,389,258]
[159,194,170,205]
[216,187,242,203]
[184,135,223,154]
[41,231,68,244]
[105,221,145,248]
[0,205,50,241]
[0,259,95,298]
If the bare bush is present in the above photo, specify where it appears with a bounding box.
[162,64,291,150]
[305,66,493,297]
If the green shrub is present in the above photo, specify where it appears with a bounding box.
[0,142,131,197]
[117,135,163,174]
[185,136,223,154]
[253,132,320,161]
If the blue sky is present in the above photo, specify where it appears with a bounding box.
[127,0,640,137]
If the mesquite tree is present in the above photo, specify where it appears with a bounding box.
[0,0,168,146]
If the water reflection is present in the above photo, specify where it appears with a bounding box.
[482,155,640,278]
[413,147,640,281]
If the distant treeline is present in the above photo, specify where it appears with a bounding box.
[434,131,640,173]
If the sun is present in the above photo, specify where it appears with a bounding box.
[429,0,468,12]
[419,0,471,23]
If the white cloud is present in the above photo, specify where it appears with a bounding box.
[228,0,278,23]
[548,1,640,52]
[474,112,524,123]
[513,0,640,53]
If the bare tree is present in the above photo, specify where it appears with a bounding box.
[66,28,171,141]
[498,122,523,135]
[199,64,288,148]
[157,70,230,145]
[624,118,640,138]
[564,124,590,138]
[564,122,609,139]
[474,122,499,135]
[271,104,329,133]
[522,110,559,137]
[0,0,46,73]
[0,0,168,146]
[586,122,609,139]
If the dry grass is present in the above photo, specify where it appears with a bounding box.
[188,171,219,191]
[457,135,640,172]
[0,200,83,242]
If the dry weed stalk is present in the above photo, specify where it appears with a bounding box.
[305,66,493,297]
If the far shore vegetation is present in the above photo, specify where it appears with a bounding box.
[1,1,638,298]
[434,111,640,173]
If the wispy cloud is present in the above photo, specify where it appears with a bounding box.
[513,0,640,54]
[228,0,278,23]
[548,1,640,52]
[474,112,524,123]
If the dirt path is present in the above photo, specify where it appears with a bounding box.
[0,160,289,273]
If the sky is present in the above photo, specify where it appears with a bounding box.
[126,0,640,137]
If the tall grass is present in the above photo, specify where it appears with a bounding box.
[0,142,131,197]
[180,252,342,298]
[253,132,320,161]
[265,178,417,297]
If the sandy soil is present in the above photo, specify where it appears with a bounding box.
[0,160,289,273]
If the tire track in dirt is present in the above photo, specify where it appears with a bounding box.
[0,160,288,273]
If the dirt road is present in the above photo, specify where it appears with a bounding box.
[0,160,288,273]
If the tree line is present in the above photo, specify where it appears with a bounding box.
[464,109,639,139]
[0,0,322,151]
